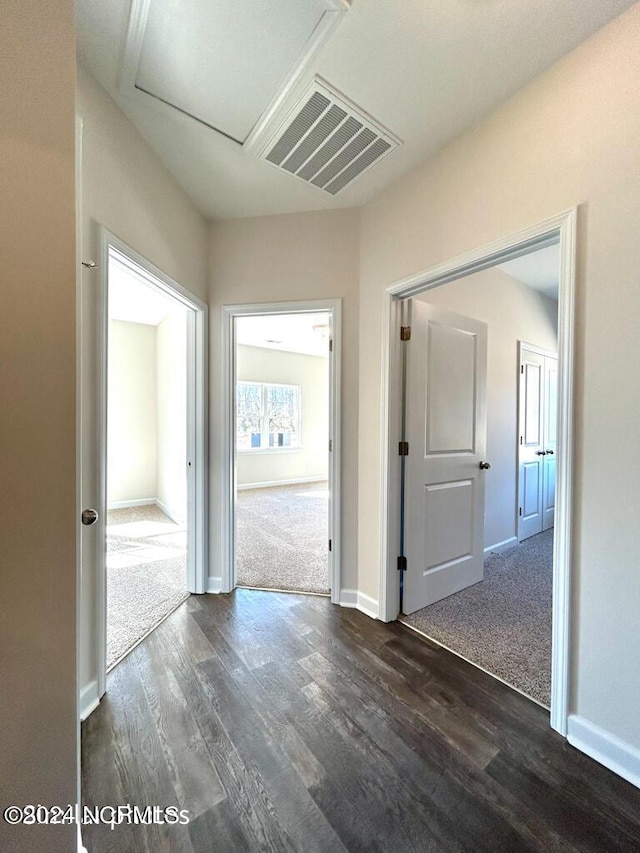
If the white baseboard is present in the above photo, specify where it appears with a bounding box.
[484,536,518,555]
[237,476,327,491]
[207,577,223,593]
[339,588,379,620]
[567,714,640,789]
[155,498,184,525]
[107,498,155,510]
[79,679,100,722]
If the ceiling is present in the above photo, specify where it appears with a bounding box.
[498,244,560,300]
[236,313,331,357]
[76,0,634,220]
[109,258,188,325]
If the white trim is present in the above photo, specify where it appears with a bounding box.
[207,576,223,594]
[484,536,518,555]
[380,209,577,738]
[568,715,640,790]
[107,498,156,510]
[519,341,558,359]
[221,300,341,603]
[90,227,209,703]
[78,823,88,853]
[79,680,100,722]
[339,589,380,619]
[237,476,327,491]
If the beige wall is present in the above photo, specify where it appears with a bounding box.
[77,67,208,695]
[0,2,77,852]
[157,310,188,523]
[108,320,158,504]
[236,345,329,487]
[417,269,558,550]
[358,6,640,749]
[209,210,360,591]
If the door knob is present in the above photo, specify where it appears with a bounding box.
[81,508,99,526]
[536,450,547,456]
[546,449,554,455]
[479,461,491,470]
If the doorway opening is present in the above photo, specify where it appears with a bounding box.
[81,229,208,704]
[381,210,576,735]
[221,300,341,602]
[399,244,559,708]
[105,250,190,668]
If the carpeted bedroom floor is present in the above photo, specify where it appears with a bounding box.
[107,504,189,669]
[400,529,553,707]
[236,482,330,594]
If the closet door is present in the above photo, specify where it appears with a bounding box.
[518,348,545,541]
[542,355,558,531]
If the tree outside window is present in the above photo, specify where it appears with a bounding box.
[236,381,301,451]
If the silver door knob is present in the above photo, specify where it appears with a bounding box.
[81,508,99,526]
[479,461,491,470]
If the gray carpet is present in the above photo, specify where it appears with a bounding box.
[236,482,330,594]
[107,505,189,669]
[401,529,553,707]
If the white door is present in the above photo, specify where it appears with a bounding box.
[403,301,488,614]
[518,349,545,540]
[518,346,557,541]
[542,355,558,531]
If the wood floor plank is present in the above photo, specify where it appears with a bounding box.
[81,590,640,853]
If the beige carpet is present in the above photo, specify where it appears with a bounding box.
[236,482,330,594]
[400,529,553,707]
[107,505,189,669]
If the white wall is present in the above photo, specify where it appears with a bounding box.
[157,311,188,522]
[418,268,558,550]
[77,66,208,696]
[107,320,158,504]
[0,2,77,851]
[209,210,360,591]
[358,5,640,755]
[236,345,329,487]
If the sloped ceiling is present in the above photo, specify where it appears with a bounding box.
[76,0,635,220]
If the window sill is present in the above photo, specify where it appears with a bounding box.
[237,447,303,456]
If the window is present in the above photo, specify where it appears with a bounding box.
[236,381,301,451]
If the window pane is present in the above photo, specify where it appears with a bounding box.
[236,383,263,450]
[267,384,300,448]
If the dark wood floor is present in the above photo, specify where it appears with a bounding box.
[82,590,640,852]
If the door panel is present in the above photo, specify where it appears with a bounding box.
[542,356,558,530]
[518,346,558,540]
[426,325,477,453]
[518,349,545,541]
[403,302,487,614]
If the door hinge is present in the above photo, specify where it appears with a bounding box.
[329,338,333,353]
[521,364,524,374]
[397,555,407,572]
[519,507,522,516]
[520,436,523,445]
[329,539,332,552]
[399,441,409,456]
[329,439,332,452]
[400,325,411,341]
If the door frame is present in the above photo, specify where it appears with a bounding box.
[90,227,209,699]
[379,209,576,736]
[220,299,342,602]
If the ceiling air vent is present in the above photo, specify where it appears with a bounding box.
[259,78,401,195]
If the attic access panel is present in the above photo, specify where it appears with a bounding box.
[129,0,349,145]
